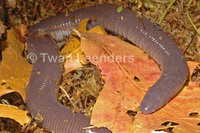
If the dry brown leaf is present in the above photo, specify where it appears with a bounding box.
[187,61,199,81]
[61,19,107,73]
[0,21,6,37]
[0,28,31,100]
[79,31,200,132]
[0,104,30,126]
[133,85,200,133]
[187,61,199,75]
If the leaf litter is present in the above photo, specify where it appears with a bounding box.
[1,0,200,132]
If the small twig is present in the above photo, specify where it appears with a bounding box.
[183,31,196,54]
[42,0,51,19]
[83,125,96,130]
[59,85,76,109]
[72,28,82,38]
[187,0,200,35]
[158,0,176,25]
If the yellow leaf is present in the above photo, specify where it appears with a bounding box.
[0,28,31,100]
[0,104,31,126]
[61,19,107,73]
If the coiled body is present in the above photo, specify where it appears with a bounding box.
[26,4,188,133]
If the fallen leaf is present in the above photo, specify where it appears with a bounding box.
[79,31,200,132]
[61,19,107,73]
[0,28,31,100]
[188,81,200,87]
[80,32,160,132]
[61,19,90,73]
[133,85,200,133]
[0,104,30,126]
[187,61,199,78]
[0,21,6,37]
[61,37,85,74]
[17,24,28,41]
